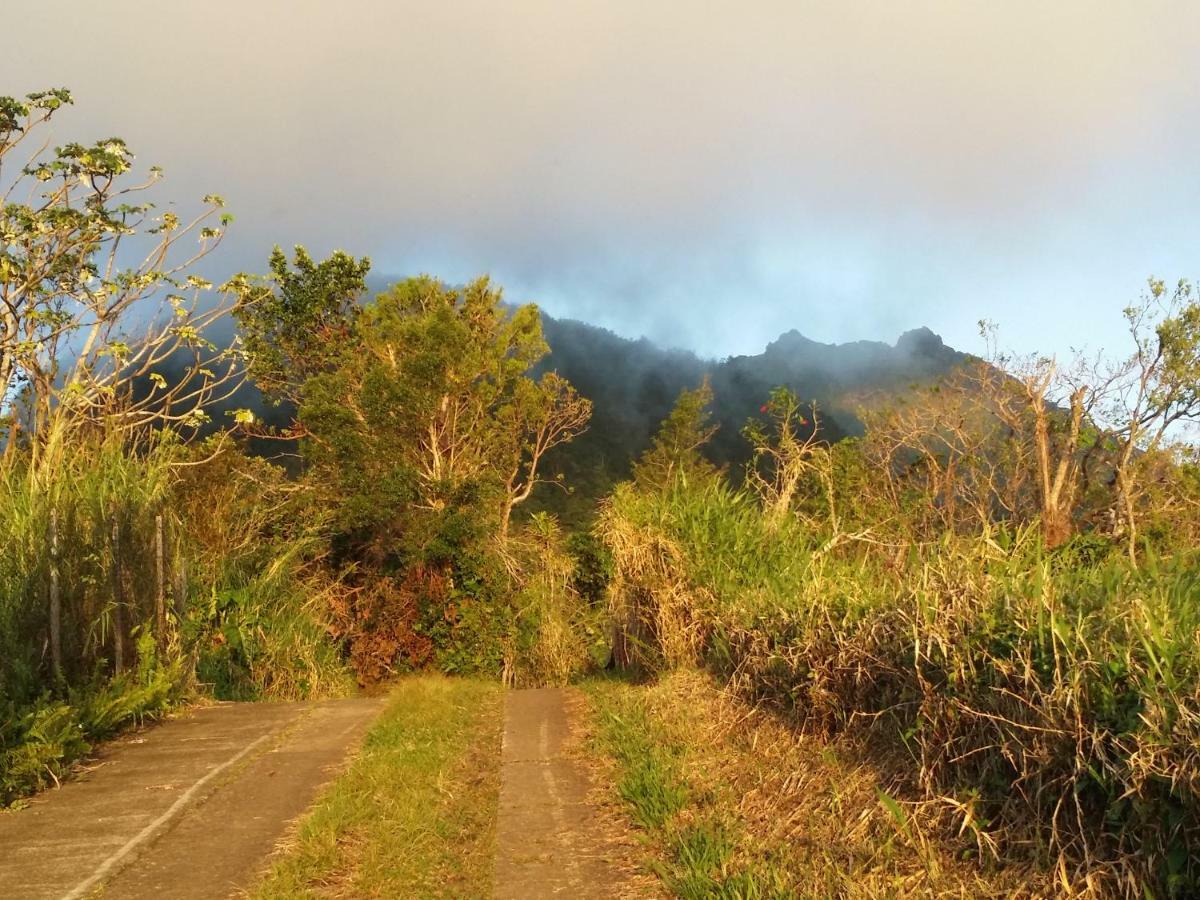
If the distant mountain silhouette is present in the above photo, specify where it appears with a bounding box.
[534,315,971,521]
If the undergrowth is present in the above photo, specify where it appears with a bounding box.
[585,670,1042,898]
[600,476,1200,896]
[0,630,185,806]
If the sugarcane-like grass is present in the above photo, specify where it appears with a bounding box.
[600,478,1200,896]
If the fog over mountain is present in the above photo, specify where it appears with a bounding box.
[529,315,969,519]
[5,2,1199,361]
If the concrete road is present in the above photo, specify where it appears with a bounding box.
[493,688,636,898]
[0,697,384,900]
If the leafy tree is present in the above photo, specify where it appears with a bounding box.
[299,275,589,551]
[632,377,719,489]
[234,245,371,405]
[0,87,249,474]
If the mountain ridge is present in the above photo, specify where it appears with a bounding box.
[534,312,972,519]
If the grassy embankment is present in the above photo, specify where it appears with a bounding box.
[251,674,503,899]
[586,670,1045,898]
[598,477,1200,896]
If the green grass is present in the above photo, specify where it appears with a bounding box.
[584,675,793,899]
[250,674,503,899]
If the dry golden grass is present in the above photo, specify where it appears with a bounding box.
[598,476,1200,896]
[587,669,1064,898]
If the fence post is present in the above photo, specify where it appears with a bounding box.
[49,508,62,683]
[110,515,125,674]
[174,550,188,618]
[155,513,166,648]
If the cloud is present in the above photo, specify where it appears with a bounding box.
[5,1,1199,358]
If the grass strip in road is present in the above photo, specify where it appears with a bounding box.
[250,674,503,899]
[584,670,1046,899]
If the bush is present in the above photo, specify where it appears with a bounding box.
[1,630,185,805]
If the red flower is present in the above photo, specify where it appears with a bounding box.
[759,405,768,413]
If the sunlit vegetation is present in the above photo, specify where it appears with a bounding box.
[586,670,1042,897]
[250,674,503,899]
[5,83,1200,900]
[597,317,1200,895]
[0,90,348,803]
[0,89,596,804]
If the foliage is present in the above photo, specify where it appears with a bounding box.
[233,245,371,405]
[599,456,1200,895]
[0,431,350,802]
[1,630,185,805]
[300,275,545,537]
[171,439,350,701]
[0,89,349,805]
[632,377,720,490]
[0,88,251,470]
[741,386,831,531]
[504,513,595,686]
[0,430,173,704]
[595,286,1200,894]
[289,275,592,681]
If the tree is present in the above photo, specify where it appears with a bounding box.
[0,88,250,475]
[496,372,592,539]
[1092,279,1200,562]
[298,275,589,553]
[857,366,1024,537]
[632,377,719,490]
[233,245,371,405]
[742,386,830,531]
[988,358,1089,549]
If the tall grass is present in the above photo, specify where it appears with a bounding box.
[0,432,351,805]
[0,432,173,704]
[600,476,1200,896]
[504,512,595,686]
[0,432,187,803]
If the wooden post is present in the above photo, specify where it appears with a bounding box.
[174,551,188,618]
[110,516,125,674]
[155,514,166,646]
[49,509,62,683]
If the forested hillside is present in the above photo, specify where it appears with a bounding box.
[534,315,969,520]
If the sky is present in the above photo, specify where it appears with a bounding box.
[4,1,1199,360]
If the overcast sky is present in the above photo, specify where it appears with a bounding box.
[5,2,1199,358]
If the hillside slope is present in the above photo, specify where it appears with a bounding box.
[535,316,971,520]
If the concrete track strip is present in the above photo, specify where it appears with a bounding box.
[60,733,272,900]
